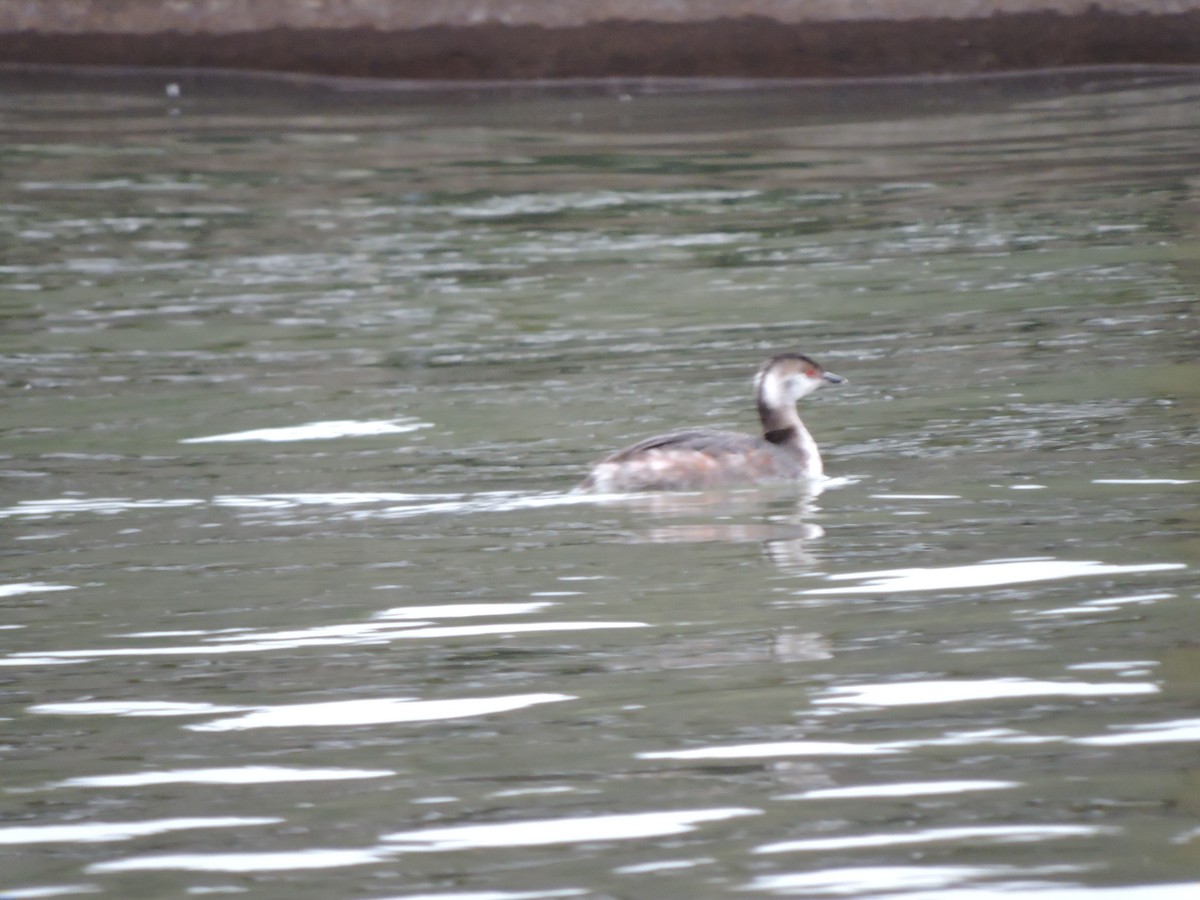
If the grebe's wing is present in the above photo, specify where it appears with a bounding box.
[581,429,788,492]
[598,429,758,462]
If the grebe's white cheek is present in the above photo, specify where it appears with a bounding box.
[785,373,820,402]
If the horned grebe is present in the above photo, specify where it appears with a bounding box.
[580,353,844,493]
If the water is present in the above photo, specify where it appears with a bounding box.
[1,66,1198,899]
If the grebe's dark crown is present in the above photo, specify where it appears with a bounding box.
[767,352,822,367]
[758,352,844,384]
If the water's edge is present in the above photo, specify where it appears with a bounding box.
[3,9,1200,80]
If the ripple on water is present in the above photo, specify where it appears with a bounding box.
[781,780,1019,800]
[81,809,759,875]
[800,558,1187,595]
[0,582,76,597]
[754,823,1114,855]
[0,817,280,846]
[0,489,606,524]
[374,891,589,900]
[29,693,578,732]
[379,807,761,851]
[87,847,395,874]
[51,766,395,789]
[10,607,646,664]
[743,865,1200,898]
[447,189,761,219]
[180,417,432,443]
[812,677,1157,708]
[635,717,1186,762]
[185,693,575,732]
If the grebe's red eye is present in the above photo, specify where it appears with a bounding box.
[804,368,817,378]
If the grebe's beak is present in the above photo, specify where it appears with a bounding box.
[822,372,846,384]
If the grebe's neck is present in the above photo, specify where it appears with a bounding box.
[757,395,801,444]
[756,388,823,477]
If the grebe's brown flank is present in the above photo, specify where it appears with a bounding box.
[579,353,844,493]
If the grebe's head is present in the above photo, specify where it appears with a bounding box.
[754,353,844,408]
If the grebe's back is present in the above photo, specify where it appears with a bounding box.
[580,353,843,493]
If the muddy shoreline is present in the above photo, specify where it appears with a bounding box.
[3,11,1199,80]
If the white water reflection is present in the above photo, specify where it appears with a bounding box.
[376,603,552,619]
[910,887,1199,900]
[52,766,395,789]
[1077,717,1200,746]
[1068,661,1158,672]
[639,740,898,761]
[869,494,961,500]
[745,864,1015,896]
[189,693,574,732]
[374,891,587,900]
[32,694,573,730]
[1093,479,1196,486]
[88,847,393,874]
[741,863,1186,898]
[0,497,204,518]
[614,859,710,874]
[1034,592,1174,617]
[814,677,1157,708]
[0,817,278,845]
[213,491,443,509]
[783,780,1018,800]
[181,417,431,443]
[381,807,760,850]
[0,488,624,526]
[0,582,76,598]
[84,809,758,876]
[756,824,1111,854]
[752,879,1200,900]
[0,886,100,899]
[802,558,1185,595]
